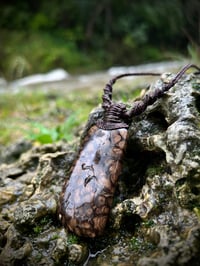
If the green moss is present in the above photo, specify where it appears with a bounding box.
[129,236,156,252]
[34,253,43,263]
[32,216,53,235]
[33,225,43,235]
[142,219,155,228]
[145,162,165,177]
[67,234,79,245]
[51,234,59,240]
[129,236,141,250]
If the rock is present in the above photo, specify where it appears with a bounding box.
[108,72,200,265]
[138,226,200,266]
[14,194,57,227]
[0,139,32,164]
[68,244,88,264]
[10,69,69,88]
[0,141,75,265]
[0,71,199,265]
[108,60,184,76]
[0,225,32,266]
[0,77,7,92]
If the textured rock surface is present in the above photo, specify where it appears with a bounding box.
[0,72,199,265]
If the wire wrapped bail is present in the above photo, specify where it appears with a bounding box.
[102,82,113,110]
[97,102,129,129]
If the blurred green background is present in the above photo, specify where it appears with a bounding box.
[1,0,200,80]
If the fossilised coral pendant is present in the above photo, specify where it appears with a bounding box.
[59,64,200,237]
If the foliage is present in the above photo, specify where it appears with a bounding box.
[26,112,81,144]
[0,89,97,145]
[0,0,200,79]
[1,31,93,79]
[0,79,142,145]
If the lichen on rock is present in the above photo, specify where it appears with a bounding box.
[109,72,200,265]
